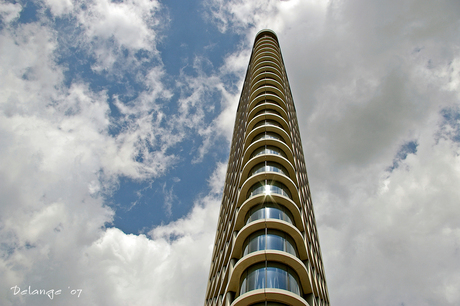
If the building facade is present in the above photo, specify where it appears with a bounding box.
[205,30,329,306]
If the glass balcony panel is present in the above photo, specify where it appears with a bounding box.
[252,132,285,143]
[266,161,288,176]
[239,262,301,297]
[247,181,291,199]
[250,145,287,159]
[286,240,297,256]
[254,109,281,117]
[253,119,283,130]
[245,203,294,226]
[266,266,288,290]
[246,207,266,224]
[265,206,283,221]
[256,90,280,98]
[244,233,266,256]
[270,184,291,198]
[247,266,265,291]
[249,162,288,177]
[265,234,285,252]
[240,277,247,295]
[243,230,297,256]
[288,273,300,295]
[255,99,280,107]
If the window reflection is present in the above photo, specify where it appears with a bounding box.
[256,90,280,98]
[250,146,287,159]
[254,109,281,117]
[243,229,297,256]
[245,203,294,225]
[247,181,291,199]
[253,119,283,130]
[256,84,281,91]
[255,100,280,107]
[252,132,285,143]
[239,262,301,296]
[253,77,277,86]
[249,161,289,177]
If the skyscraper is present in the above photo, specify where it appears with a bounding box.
[205,30,329,306]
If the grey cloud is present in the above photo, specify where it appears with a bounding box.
[204,0,460,305]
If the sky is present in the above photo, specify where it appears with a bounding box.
[0,0,459,305]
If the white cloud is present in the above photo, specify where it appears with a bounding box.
[320,126,460,305]
[0,7,206,306]
[43,0,74,16]
[2,163,222,306]
[41,0,166,72]
[0,2,22,24]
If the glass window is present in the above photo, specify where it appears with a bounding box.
[254,109,281,117]
[266,265,287,290]
[253,76,277,85]
[252,132,285,143]
[247,181,291,199]
[243,229,297,257]
[245,203,294,225]
[256,90,280,98]
[239,262,301,296]
[256,84,280,91]
[255,99,280,107]
[253,119,283,130]
[250,145,287,159]
[249,161,288,177]
[255,64,281,74]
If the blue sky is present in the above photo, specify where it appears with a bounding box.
[1,0,460,305]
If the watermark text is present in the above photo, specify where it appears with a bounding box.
[10,285,83,300]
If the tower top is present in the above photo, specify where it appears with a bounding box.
[255,29,279,44]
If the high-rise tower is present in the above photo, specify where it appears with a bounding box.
[205,30,329,306]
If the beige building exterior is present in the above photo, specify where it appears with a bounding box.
[205,30,330,306]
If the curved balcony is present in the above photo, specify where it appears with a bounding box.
[249,93,287,112]
[242,139,294,166]
[254,42,279,55]
[240,154,297,185]
[251,61,283,77]
[249,144,287,159]
[254,35,278,50]
[254,39,279,53]
[254,45,280,56]
[232,219,308,261]
[238,174,300,208]
[251,76,284,90]
[247,113,290,133]
[227,250,312,296]
[253,51,282,67]
[231,289,310,306]
[244,127,292,152]
[253,55,283,70]
[251,66,284,83]
[251,71,284,87]
[245,202,295,226]
[253,107,283,118]
[251,78,285,95]
[242,229,298,257]
[251,76,278,87]
[248,101,288,122]
[248,161,290,179]
[250,85,285,102]
[236,194,304,232]
[253,50,283,66]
